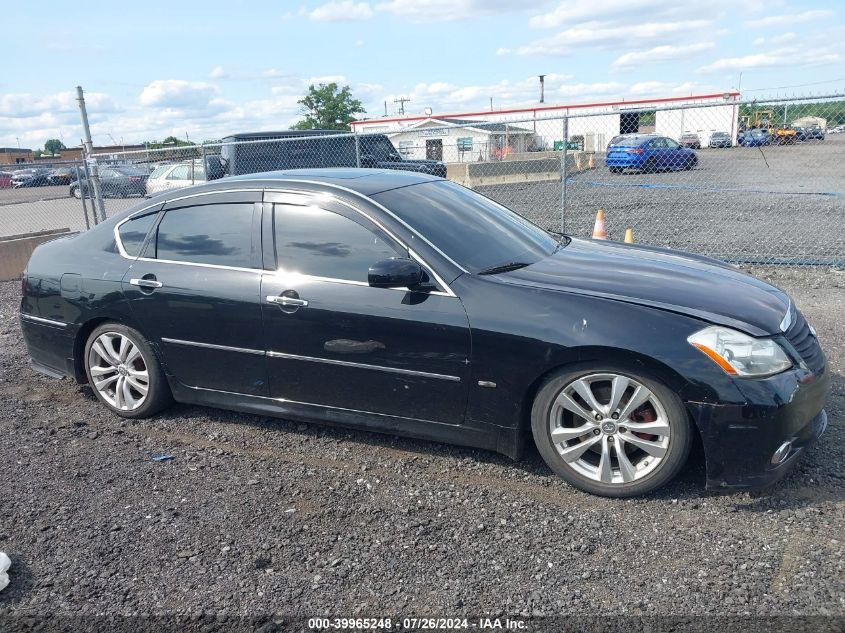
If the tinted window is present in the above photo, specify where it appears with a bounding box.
[664,138,681,149]
[373,181,557,274]
[359,135,400,161]
[274,204,403,282]
[612,137,647,147]
[118,211,158,257]
[115,166,148,176]
[154,203,254,268]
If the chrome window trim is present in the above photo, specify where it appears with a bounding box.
[112,184,459,298]
[20,313,68,328]
[260,270,451,297]
[160,337,264,355]
[266,350,461,382]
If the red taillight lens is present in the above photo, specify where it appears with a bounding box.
[624,148,644,154]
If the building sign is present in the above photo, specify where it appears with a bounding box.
[457,137,473,151]
[421,128,449,137]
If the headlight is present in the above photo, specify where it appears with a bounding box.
[687,326,792,377]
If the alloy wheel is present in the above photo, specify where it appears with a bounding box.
[87,332,149,411]
[548,373,671,485]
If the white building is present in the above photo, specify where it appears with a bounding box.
[352,92,741,156]
[386,118,537,163]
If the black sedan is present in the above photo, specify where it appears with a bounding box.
[19,170,829,497]
[69,165,149,199]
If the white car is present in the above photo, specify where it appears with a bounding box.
[146,161,206,196]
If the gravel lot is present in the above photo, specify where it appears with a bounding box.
[0,266,843,628]
[479,136,845,265]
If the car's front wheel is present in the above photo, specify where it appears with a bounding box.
[531,365,692,497]
[84,323,172,418]
[71,186,82,199]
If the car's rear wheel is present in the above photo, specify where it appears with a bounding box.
[531,365,692,497]
[71,186,81,199]
[84,323,172,418]
[609,167,623,174]
[643,157,657,173]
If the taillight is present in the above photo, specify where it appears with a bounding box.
[624,148,644,154]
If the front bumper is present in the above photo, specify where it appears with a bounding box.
[687,365,830,490]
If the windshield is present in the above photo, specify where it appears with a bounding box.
[373,180,558,274]
[360,135,400,161]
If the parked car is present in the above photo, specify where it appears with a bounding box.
[69,165,149,199]
[679,133,701,149]
[738,128,771,147]
[605,135,698,173]
[709,132,732,148]
[47,166,80,185]
[145,161,206,196]
[791,127,807,142]
[0,171,12,188]
[20,169,828,497]
[11,168,51,187]
[217,130,447,179]
[805,125,825,140]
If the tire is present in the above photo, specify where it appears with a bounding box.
[643,157,657,173]
[84,322,172,418]
[609,167,623,174]
[684,156,695,170]
[530,364,692,497]
[71,186,81,199]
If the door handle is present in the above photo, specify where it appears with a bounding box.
[266,295,308,307]
[130,278,163,289]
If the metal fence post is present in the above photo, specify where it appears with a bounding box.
[354,128,361,168]
[81,159,98,226]
[76,86,106,223]
[560,116,568,234]
[75,165,91,230]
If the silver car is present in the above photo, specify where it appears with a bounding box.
[146,161,206,196]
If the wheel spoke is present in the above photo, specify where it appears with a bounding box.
[559,434,602,463]
[597,437,613,483]
[618,385,653,421]
[94,374,119,389]
[118,336,131,362]
[550,423,595,444]
[124,345,142,364]
[90,365,117,377]
[114,376,125,409]
[553,392,596,423]
[628,418,671,436]
[607,375,630,415]
[621,433,667,458]
[92,340,118,367]
[122,377,136,408]
[615,443,637,483]
[570,378,604,415]
[126,375,148,395]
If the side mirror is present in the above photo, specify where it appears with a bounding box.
[368,258,424,289]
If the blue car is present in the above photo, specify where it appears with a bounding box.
[605,135,698,173]
[738,128,771,147]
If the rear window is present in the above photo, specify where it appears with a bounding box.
[611,137,646,147]
[116,166,147,176]
[149,165,169,178]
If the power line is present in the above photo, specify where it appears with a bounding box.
[742,78,845,92]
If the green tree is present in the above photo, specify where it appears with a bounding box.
[292,83,365,131]
[44,139,66,155]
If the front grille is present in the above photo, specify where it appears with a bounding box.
[784,309,825,373]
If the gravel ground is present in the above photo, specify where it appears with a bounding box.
[479,136,845,265]
[0,268,843,628]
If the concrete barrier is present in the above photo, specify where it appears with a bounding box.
[0,228,72,281]
[446,151,591,188]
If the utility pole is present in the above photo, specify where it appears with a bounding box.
[539,74,546,103]
[394,97,410,115]
[76,85,106,222]
[384,101,388,116]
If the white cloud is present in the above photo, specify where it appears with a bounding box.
[529,0,665,28]
[510,20,712,56]
[308,1,374,21]
[308,75,347,85]
[749,9,833,27]
[376,0,545,22]
[698,46,840,73]
[752,32,797,46]
[139,80,219,108]
[209,66,228,79]
[613,42,715,70]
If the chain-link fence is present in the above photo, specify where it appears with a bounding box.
[2,93,843,266]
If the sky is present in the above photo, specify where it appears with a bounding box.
[1,0,843,150]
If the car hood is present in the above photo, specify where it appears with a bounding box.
[497,238,789,336]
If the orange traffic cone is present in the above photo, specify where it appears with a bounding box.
[575,153,582,170]
[588,154,595,169]
[624,228,634,244]
[592,210,607,240]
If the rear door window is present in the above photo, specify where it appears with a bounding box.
[153,203,256,268]
[118,211,158,257]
